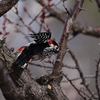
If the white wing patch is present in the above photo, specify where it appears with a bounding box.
[25,41,36,46]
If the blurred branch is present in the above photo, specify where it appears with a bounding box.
[35,0,66,23]
[29,62,52,69]
[0,0,19,17]
[71,22,100,38]
[62,64,77,69]
[13,6,36,34]
[95,0,100,12]
[29,62,77,69]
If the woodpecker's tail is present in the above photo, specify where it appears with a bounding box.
[13,55,28,68]
[12,48,31,69]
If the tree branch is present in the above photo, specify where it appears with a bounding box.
[0,59,24,100]
[0,38,69,100]
[35,0,100,39]
[95,0,100,12]
[71,22,100,38]
[95,58,100,99]
[35,0,66,23]
[0,0,19,17]
[52,0,85,75]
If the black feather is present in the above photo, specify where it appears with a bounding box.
[30,32,51,43]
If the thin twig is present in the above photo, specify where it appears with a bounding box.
[15,27,31,42]
[95,58,100,99]
[29,7,46,25]
[29,62,76,69]
[62,74,100,83]
[63,73,87,100]
[80,88,92,99]
[14,6,36,34]
[62,64,77,69]
[68,49,97,99]
[29,62,52,69]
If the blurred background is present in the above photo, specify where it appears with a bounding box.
[0,0,100,100]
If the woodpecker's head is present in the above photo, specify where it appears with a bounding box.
[48,40,59,53]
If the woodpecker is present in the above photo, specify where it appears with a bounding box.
[13,32,59,68]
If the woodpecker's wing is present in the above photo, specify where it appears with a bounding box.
[30,32,51,43]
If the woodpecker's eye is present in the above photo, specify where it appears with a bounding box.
[55,46,59,50]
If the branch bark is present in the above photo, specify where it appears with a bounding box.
[52,0,85,75]
[0,59,24,100]
[0,0,19,17]
[71,22,100,38]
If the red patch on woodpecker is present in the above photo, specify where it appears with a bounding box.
[28,59,34,62]
[18,46,25,53]
[48,40,53,44]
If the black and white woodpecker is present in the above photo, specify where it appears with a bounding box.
[13,32,59,68]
